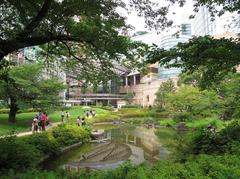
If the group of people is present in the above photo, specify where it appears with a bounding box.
[76,110,96,127]
[32,111,50,133]
[31,109,96,132]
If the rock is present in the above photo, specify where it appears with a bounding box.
[176,122,187,131]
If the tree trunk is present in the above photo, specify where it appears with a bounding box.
[0,52,5,62]
[8,98,19,123]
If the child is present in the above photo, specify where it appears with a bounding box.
[81,116,86,126]
[66,111,70,120]
[32,116,38,133]
[61,110,64,122]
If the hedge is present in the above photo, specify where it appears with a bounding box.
[0,124,91,173]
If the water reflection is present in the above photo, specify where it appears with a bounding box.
[43,124,171,170]
[105,125,165,162]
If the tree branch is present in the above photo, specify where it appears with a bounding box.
[60,41,85,63]
[16,0,53,38]
[1,34,92,59]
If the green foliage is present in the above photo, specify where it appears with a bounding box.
[7,64,65,111]
[182,120,240,156]
[52,124,91,146]
[121,104,142,108]
[166,85,223,119]
[122,92,135,104]
[0,124,91,173]
[23,133,60,156]
[172,112,193,123]
[219,73,240,119]
[4,154,240,178]
[0,63,65,122]
[154,80,176,111]
[0,136,41,172]
[0,108,10,114]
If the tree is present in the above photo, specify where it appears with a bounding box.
[0,0,175,62]
[1,0,238,63]
[148,36,240,89]
[154,80,175,111]
[166,85,222,119]
[218,73,240,119]
[0,62,65,122]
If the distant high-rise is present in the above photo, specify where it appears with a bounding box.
[192,6,240,36]
[158,23,191,79]
[181,23,192,36]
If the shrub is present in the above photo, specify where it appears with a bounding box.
[180,120,240,155]
[121,104,142,109]
[19,108,38,113]
[173,112,193,123]
[2,154,240,178]
[0,136,41,172]
[52,124,91,146]
[23,133,60,157]
[0,108,10,114]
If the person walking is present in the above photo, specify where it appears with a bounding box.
[66,111,70,120]
[37,111,43,131]
[81,116,86,126]
[46,114,50,126]
[32,116,38,133]
[77,116,81,127]
[61,110,64,123]
[86,110,89,118]
[42,112,47,131]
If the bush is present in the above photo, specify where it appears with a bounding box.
[95,105,113,111]
[173,112,193,123]
[180,120,240,156]
[52,124,91,146]
[23,133,60,157]
[0,137,41,172]
[121,104,142,109]
[5,154,240,178]
[0,108,10,114]
[18,108,38,113]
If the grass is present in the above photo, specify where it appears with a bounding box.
[0,106,115,136]
[0,106,233,136]
[186,117,229,130]
[0,112,37,135]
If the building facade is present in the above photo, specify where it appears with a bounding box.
[119,27,191,107]
[192,6,240,36]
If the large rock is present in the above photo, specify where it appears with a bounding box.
[176,122,187,131]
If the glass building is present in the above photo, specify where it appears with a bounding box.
[158,31,191,79]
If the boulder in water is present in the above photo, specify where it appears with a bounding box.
[176,122,187,131]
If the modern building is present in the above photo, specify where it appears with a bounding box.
[119,26,192,107]
[65,63,130,106]
[192,6,240,36]
[5,49,25,65]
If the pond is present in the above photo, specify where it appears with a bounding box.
[42,124,176,171]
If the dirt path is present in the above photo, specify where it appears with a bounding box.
[17,122,62,137]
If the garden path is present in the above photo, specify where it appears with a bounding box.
[16,122,62,137]
[0,122,62,138]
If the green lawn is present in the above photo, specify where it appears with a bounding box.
[0,106,114,136]
[0,106,232,136]
[0,112,36,135]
